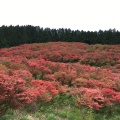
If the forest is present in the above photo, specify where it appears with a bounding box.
[0,25,120,48]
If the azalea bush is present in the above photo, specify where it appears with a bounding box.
[70,87,120,110]
[0,42,120,117]
[0,70,58,116]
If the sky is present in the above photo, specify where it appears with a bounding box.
[0,0,120,31]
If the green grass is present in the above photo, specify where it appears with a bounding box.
[1,94,120,120]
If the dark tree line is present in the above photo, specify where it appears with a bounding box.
[0,25,120,48]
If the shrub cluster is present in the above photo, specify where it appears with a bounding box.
[0,42,120,116]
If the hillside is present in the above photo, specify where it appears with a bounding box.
[0,42,120,119]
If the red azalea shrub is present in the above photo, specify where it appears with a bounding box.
[0,42,120,66]
[0,42,120,112]
[27,58,52,76]
[0,71,31,109]
[72,78,86,87]
[31,80,59,101]
[70,87,105,110]
[70,87,120,110]
[51,81,70,94]
[9,70,33,85]
[0,70,58,113]
[43,74,56,81]
[54,71,75,85]
[102,88,120,103]
[84,80,105,89]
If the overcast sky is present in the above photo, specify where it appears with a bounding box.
[0,0,120,31]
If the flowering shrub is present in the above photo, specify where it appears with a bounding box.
[102,88,120,103]
[31,80,59,98]
[70,87,120,110]
[0,70,59,117]
[54,71,74,85]
[0,42,120,112]
[27,58,52,76]
[70,87,105,110]
[9,70,33,85]
[0,71,31,109]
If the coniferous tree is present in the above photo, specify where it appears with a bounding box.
[0,25,120,48]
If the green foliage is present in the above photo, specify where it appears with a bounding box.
[0,109,14,120]
[19,116,29,120]
[0,25,120,49]
[34,74,43,79]
[46,114,57,120]
[1,94,120,120]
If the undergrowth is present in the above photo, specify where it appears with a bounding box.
[1,94,120,120]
